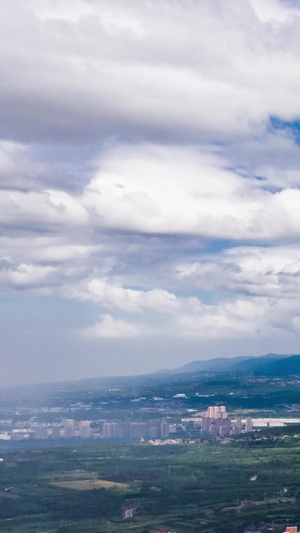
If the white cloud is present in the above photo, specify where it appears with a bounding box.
[249,0,299,23]
[82,143,300,240]
[0,235,100,265]
[82,314,140,338]
[1,263,56,288]
[2,0,300,142]
[63,278,179,314]
[63,274,300,340]
[76,287,300,340]
[0,141,46,190]
[3,0,300,378]
[2,137,300,344]
[3,141,300,241]
[176,245,300,298]
[175,298,263,338]
[0,189,89,229]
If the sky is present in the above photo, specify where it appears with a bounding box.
[2,0,300,384]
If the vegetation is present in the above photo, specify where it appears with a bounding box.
[0,428,300,532]
[2,372,300,531]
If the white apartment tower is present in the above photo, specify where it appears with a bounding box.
[64,419,75,439]
[245,417,253,432]
[79,420,91,438]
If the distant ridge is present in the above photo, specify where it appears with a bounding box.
[156,356,250,374]
[255,354,300,376]
[156,353,299,375]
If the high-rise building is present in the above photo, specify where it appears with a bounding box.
[207,406,222,418]
[246,417,253,432]
[207,406,215,418]
[210,424,218,436]
[79,420,91,439]
[35,428,48,440]
[102,422,119,438]
[101,419,169,440]
[206,406,227,419]
[236,416,242,434]
[129,423,139,439]
[64,419,75,438]
[122,422,131,438]
[129,423,146,439]
[231,425,239,435]
[51,425,61,439]
[201,416,211,433]
[148,426,159,438]
[218,417,231,436]
[201,406,232,436]
[160,420,169,439]
[146,419,161,438]
[219,425,229,437]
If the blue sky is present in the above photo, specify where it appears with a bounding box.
[2,0,300,384]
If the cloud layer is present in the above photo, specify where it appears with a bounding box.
[2,0,300,143]
[1,0,300,382]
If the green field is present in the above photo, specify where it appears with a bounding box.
[0,428,300,532]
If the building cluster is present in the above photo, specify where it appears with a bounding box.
[32,409,254,441]
[201,406,253,437]
[1,405,256,442]
[102,419,169,440]
[245,525,297,533]
[4,417,171,441]
[150,530,176,533]
[34,419,91,440]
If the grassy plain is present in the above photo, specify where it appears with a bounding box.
[51,479,129,490]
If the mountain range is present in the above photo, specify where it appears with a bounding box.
[157,353,300,376]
